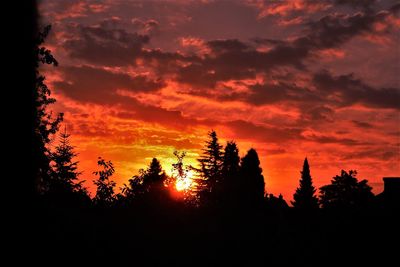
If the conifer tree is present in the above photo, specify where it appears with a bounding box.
[146,158,166,185]
[218,141,241,205]
[222,141,240,179]
[50,126,82,193]
[195,130,223,204]
[291,157,319,209]
[240,148,265,208]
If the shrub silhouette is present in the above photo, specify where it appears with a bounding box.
[93,157,117,207]
[319,170,374,209]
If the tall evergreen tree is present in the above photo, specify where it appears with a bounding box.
[218,141,241,205]
[50,127,81,193]
[195,130,223,204]
[240,148,265,208]
[291,157,319,209]
[33,25,63,193]
[93,157,116,207]
[143,158,169,205]
[146,158,166,185]
[222,141,240,179]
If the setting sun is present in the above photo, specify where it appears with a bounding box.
[175,178,191,191]
[175,170,194,191]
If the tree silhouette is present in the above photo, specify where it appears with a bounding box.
[239,148,265,208]
[319,170,374,209]
[291,157,319,209]
[123,158,168,203]
[33,25,63,193]
[195,130,223,204]
[218,141,241,206]
[93,157,117,207]
[265,193,289,209]
[50,126,83,193]
[147,158,167,185]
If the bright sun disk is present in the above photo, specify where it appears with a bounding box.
[175,171,194,191]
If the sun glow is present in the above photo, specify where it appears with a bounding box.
[175,170,194,191]
[175,178,191,191]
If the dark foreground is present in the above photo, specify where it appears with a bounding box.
[18,200,398,267]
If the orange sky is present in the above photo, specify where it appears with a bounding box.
[39,0,400,201]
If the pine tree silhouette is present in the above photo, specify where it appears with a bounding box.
[195,130,223,204]
[222,141,240,180]
[240,148,265,208]
[49,126,90,204]
[291,157,319,209]
[147,158,166,185]
[50,126,81,192]
[218,141,241,206]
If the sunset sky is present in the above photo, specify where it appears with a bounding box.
[38,0,400,200]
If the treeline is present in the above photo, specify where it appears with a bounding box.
[42,128,377,211]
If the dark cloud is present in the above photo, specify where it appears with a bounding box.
[266,148,287,155]
[305,9,395,49]
[334,0,377,10]
[175,39,307,88]
[140,49,200,77]
[247,5,397,71]
[176,60,256,88]
[313,70,400,109]
[54,65,164,104]
[173,4,398,88]
[340,147,399,160]
[131,18,160,35]
[53,64,220,128]
[55,65,216,129]
[251,38,285,46]
[63,23,149,66]
[352,120,374,128]
[207,39,250,54]
[300,106,335,122]
[207,81,315,106]
[246,82,320,106]
[111,104,216,130]
[57,3,398,92]
[225,120,303,144]
[304,134,371,146]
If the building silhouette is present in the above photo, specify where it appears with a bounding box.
[376,177,400,208]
